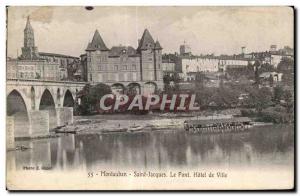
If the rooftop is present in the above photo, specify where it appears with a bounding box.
[39,52,79,59]
[86,30,109,51]
[109,46,138,57]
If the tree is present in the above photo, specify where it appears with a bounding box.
[247,87,273,112]
[211,86,239,108]
[253,60,261,86]
[259,63,275,74]
[163,73,181,93]
[273,85,284,103]
[195,72,205,89]
[277,57,294,73]
[277,57,294,86]
[195,86,239,108]
[268,75,274,87]
[78,83,112,115]
[163,74,171,85]
[283,90,294,113]
[225,63,254,80]
[195,87,214,107]
[89,83,112,105]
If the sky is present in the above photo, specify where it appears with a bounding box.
[7,6,294,58]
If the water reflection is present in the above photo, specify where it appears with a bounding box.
[7,125,294,171]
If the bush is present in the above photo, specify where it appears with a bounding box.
[77,83,112,115]
[240,109,256,117]
[259,110,293,123]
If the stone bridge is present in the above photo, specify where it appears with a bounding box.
[6,79,86,140]
[6,78,163,142]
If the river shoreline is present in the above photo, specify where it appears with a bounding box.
[14,112,277,142]
[60,113,275,135]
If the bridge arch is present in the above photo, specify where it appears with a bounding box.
[63,89,75,107]
[39,89,56,110]
[144,82,157,95]
[127,83,141,95]
[39,88,57,129]
[7,90,30,137]
[7,90,28,115]
[111,83,125,95]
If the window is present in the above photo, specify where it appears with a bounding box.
[98,74,103,82]
[132,73,137,81]
[89,74,92,81]
[150,72,154,80]
[123,65,127,70]
[128,72,132,81]
[119,73,124,81]
[132,64,136,70]
[124,73,128,81]
[108,73,115,81]
[114,65,118,71]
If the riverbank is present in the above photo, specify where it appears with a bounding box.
[9,113,278,152]
[55,112,274,135]
[12,109,278,143]
[62,114,187,134]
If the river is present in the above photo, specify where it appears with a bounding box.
[7,123,294,173]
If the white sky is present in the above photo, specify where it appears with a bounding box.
[7,6,294,58]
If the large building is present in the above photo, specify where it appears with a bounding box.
[7,59,60,81]
[162,59,176,74]
[181,56,219,73]
[219,57,253,71]
[175,56,220,81]
[10,16,82,81]
[83,29,163,94]
[179,41,192,56]
[38,52,81,81]
[7,17,60,81]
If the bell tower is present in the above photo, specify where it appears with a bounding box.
[21,16,39,60]
[24,16,35,47]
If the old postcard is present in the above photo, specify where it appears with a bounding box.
[6,6,295,190]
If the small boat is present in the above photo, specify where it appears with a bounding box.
[55,130,77,134]
[15,145,31,151]
[127,125,143,132]
[102,128,127,133]
[184,117,253,133]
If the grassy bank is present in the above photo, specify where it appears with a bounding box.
[241,106,294,124]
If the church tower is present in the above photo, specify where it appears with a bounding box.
[137,29,163,82]
[21,16,39,60]
[85,29,110,82]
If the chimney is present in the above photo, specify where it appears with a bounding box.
[241,46,246,54]
[270,45,277,52]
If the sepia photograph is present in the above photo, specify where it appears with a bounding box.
[5,6,295,190]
